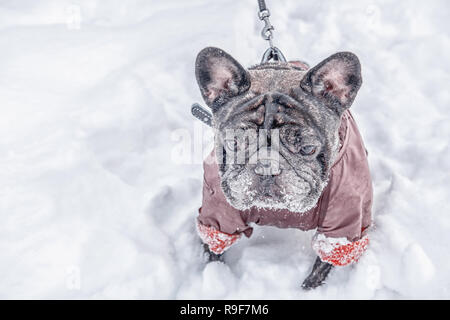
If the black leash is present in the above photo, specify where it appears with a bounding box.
[191,0,287,127]
[257,0,267,11]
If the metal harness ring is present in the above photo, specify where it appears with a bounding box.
[261,47,287,63]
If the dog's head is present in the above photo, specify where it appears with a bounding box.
[195,47,362,212]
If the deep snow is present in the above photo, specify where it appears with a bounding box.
[0,0,449,299]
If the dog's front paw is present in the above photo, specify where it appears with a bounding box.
[301,257,334,290]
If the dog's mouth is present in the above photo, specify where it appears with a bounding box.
[224,165,321,212]
[258,177,284,198]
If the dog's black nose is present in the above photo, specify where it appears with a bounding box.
[254,158,282,176]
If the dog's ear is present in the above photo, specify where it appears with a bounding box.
[195,47,251,111]
[300,52,362,115]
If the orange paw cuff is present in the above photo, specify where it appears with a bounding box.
[313,235,369,267]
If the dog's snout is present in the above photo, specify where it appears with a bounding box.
[254,158,282,176]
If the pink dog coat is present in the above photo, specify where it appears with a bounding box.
[197,110,373,266]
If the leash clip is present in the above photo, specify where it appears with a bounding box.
[259,9,274,45]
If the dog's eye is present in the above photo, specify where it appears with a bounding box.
[300,145,316,156]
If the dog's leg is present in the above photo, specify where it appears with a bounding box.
[202,243,224,263]
[301,256,334,290]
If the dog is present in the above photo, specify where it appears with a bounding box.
[194,47,373,289]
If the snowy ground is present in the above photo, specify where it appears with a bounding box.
[0,0,449,299]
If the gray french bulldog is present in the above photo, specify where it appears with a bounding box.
[195,47,363,289]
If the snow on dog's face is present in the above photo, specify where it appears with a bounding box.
[195,47,362,212]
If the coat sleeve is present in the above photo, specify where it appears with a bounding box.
[197,150,253,254]
[316,154,372,241]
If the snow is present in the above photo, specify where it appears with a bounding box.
[0,0,449,299]
[312,233,351,255]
